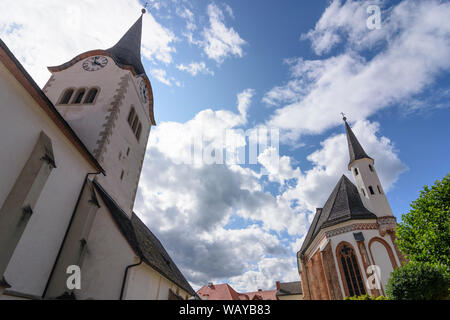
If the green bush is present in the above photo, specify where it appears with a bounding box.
[386,262,449,300]
[344,294,389,300]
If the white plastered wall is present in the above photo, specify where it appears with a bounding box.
[44,56,151,216]
[0,60,96,297]
[124,263,190,300]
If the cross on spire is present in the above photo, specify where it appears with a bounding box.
[341,112,347,122]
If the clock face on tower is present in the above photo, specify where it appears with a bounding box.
[139,78,149,103]
[82,56,108,71]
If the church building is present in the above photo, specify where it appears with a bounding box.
[297,116,406,299]
[0,10,195,300]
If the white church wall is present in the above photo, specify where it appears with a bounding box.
[369,240,394,292]
[124,263,190,300]
[0,61,96,297]
[75,199,136,300]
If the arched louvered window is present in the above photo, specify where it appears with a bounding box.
[132,116,138,132]
[377,185,382,194]
[127,107,136,126]
[369,186,375,195]
[354,168,359,176]
[59,88,74,104]
[337,243,366,297]
[369,164,374,172]
[136,123,142,141]
[84,88,98,104]
[72,88,86,104]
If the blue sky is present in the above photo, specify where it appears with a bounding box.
[1,0,449,292]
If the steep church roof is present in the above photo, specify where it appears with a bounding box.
[299,175,377,254]
[106,14,146,76]
[93,180,196,296]
[345,120,373,166]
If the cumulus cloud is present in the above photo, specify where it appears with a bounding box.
[0,0,176,86]
[265,0,450,142]
[134,89,305,288]
[201,3,246,63]
[177,61,214,76]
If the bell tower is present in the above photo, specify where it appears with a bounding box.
[343,116,394,218]
[43,9,155,216]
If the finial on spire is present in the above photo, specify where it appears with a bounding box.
[142,1,148,15]
[341,112,347,122]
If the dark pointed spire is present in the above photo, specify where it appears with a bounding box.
[106,13,145,75]
[343,116,372,166]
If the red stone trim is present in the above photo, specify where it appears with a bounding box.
[325,223,378,238]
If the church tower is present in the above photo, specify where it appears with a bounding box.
[344,116,393,218]
[43,10,155,216]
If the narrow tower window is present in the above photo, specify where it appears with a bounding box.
[369,164,374,172]
[136,123,142,141]
[369,186,375,195]
[84,88,98,104]
[132,116,138,132]
[127,108,135,126]
[354,168,359,176]
[377,185,382,194]
[59,88,74,104]
[126,147,130,156]
[120,170,124,180]
[72,88,86,104]
[361,188,366,197]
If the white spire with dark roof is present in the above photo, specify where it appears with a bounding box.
[342,115,373,167]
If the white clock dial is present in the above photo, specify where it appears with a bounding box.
[82,56,108,71]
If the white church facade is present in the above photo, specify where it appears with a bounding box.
[0,11,195,300]
[297,117,407,299]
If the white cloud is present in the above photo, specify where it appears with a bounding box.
[201,3,246,63]
[258,147,301,185]
[0,0,176,86]
[229,257,299,292]
[134,89,307,287]
[149,68,180,86]
[265,0,450,142]
[176,61,214,76]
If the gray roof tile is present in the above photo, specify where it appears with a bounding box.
[299,175,376,254]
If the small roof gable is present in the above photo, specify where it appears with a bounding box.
[345,120,373,166]
[93,180,195,296]
[300,175,376,254]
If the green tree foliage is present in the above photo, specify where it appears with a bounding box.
[386,262,449,300]
[396,173,450,267]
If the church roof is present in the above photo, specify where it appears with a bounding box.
[276,281,302,296]
[106,14,146,76]
[299,175,377,254]
[345,120,373,166]
[93,180,196,296]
